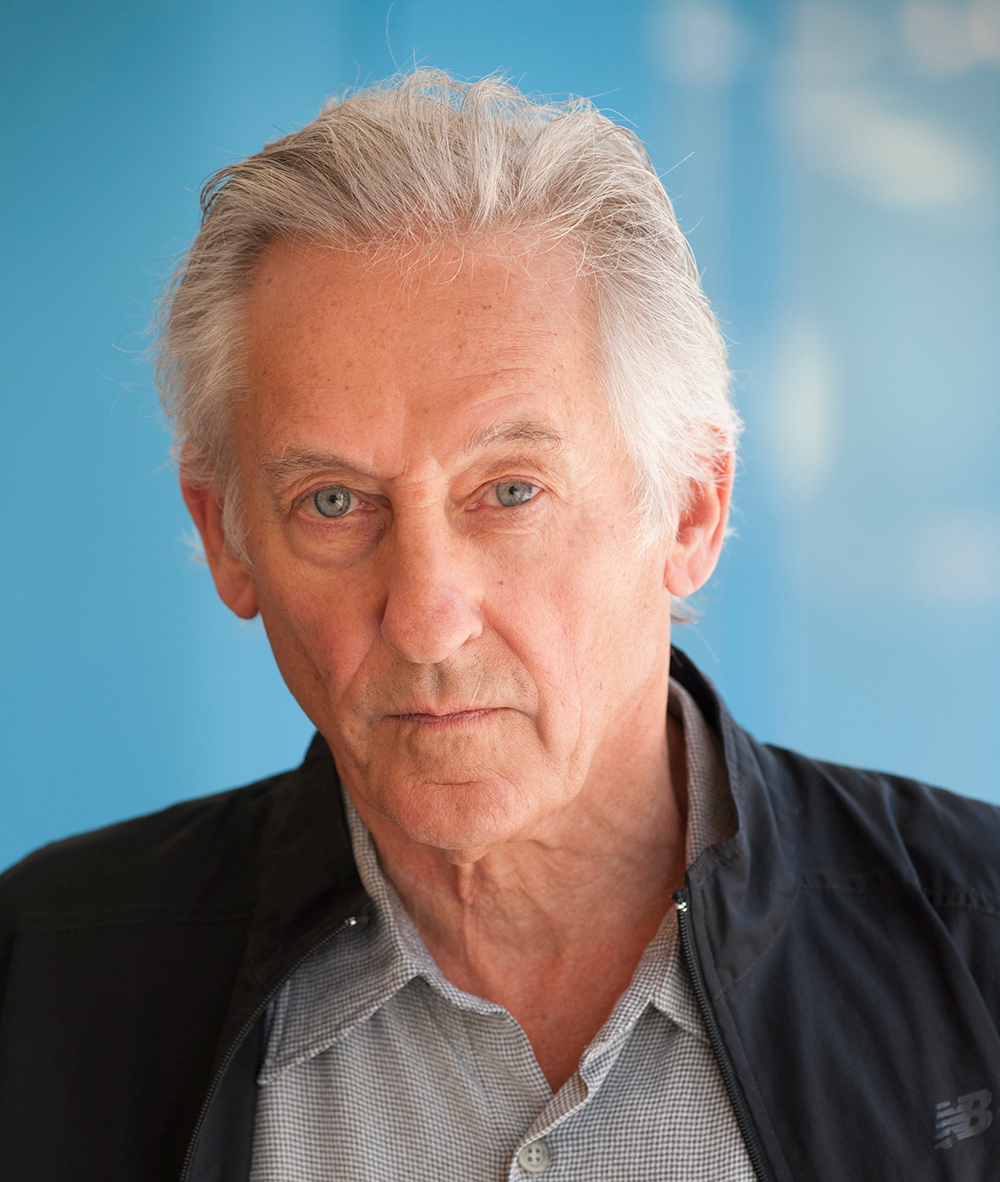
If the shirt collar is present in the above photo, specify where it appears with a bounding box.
[259,796,507,1084]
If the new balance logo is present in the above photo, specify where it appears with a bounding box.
[935,1090,993,1149]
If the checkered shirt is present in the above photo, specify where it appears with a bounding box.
[250,679,756,1181]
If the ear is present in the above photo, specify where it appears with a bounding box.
[181,479,259,620]
[663,452,735,598]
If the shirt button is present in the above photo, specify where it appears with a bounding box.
[516,1140,552,1174]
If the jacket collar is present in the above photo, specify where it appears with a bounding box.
[212,735,367,1067]
[669,647,797,989]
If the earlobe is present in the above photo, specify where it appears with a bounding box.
[180,479,260,620]
[662,452,735,598]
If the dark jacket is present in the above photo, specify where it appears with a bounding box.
[2,649,1000,1182]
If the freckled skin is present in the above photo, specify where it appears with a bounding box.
[184,238,733,1089]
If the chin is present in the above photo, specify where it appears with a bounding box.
[371,770,550,853]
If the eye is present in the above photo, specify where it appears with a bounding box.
[493,480,539,507]
[312,486,356,518]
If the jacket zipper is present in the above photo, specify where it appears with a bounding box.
[674,888,777,1182]
[178,916,359,1182]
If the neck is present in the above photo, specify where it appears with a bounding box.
[345,689,688,1091]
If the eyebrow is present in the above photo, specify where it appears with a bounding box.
[258,451,363,492]
[462,418,567,454]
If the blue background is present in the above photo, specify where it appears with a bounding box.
[2,0,998,870]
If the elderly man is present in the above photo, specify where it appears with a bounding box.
[2,70,1000,1182]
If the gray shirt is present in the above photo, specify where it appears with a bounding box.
[250,680,755,1181]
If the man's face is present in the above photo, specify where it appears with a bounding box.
[225,239,677,853]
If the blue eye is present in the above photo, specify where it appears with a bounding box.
[313,487,354,518]
[495,481,537,507]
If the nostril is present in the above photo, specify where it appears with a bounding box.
[380,584,483,665]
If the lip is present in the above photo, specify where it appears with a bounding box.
[388,707,503,728]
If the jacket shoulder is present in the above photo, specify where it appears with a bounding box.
[755,739,1000,906]
[0,766,299,922]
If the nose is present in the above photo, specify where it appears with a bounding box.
[379,509,483,665]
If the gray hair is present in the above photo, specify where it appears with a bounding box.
[156,69,738,558]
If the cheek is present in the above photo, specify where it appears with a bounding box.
[483,525,662,715]
[252,560,381,705]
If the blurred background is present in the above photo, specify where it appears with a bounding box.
[2,0,998,870]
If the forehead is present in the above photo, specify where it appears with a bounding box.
[239,238,608,465]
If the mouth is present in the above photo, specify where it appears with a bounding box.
[388,707,504,729]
